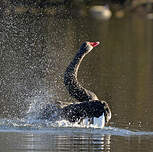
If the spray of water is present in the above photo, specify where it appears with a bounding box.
[24,92,105,129]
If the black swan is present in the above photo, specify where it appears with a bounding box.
[39,42,111,127]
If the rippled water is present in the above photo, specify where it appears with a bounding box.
[0,4,153,152]
[0,118,153,152]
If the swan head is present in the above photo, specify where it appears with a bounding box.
[79,41,100,54]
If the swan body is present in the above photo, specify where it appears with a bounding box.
[39,42,111,127]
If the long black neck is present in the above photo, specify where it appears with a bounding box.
[64,49,98,102]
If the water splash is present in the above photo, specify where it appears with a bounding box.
[24,91,107,129]
[0,118,153,137]
[25,90,58,120]
[20,96,153,136]
[82,114,105,128]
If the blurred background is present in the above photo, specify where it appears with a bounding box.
[0,0,153,131]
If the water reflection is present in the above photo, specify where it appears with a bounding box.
[0,130,153,152]
[0,131,111,152]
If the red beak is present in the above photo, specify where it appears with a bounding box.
[89,42,100,47]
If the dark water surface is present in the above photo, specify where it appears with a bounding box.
[0,124,153,152]
[0,6,153,152]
